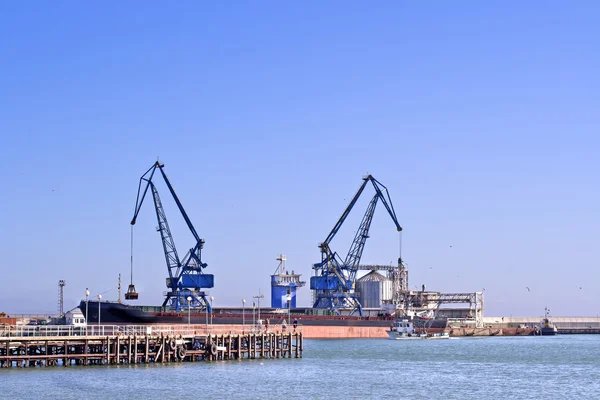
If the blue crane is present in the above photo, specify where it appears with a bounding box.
[129,161,214,312]
[310,175,402,316]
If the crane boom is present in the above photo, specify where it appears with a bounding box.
[322,177,371,245]
[150,182,180,283]
[344,193,379,282]
[156,166,201,242]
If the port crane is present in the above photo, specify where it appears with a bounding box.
[128,161,214,312]
[310,175,402,316]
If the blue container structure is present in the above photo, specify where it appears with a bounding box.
[270,255,305,309]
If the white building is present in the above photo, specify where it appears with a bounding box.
[65,310,86,327]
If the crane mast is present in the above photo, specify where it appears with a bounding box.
[344,194,379,282]
[311,175,402,316]
[150,183,180,286]
[129,161,213,312]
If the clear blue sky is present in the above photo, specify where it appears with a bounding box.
[1,2,598,317]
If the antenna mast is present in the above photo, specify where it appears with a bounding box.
[118,274,122,303]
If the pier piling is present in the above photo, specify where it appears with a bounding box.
[0,331,302,368]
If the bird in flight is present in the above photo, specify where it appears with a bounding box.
[526,287,530,292]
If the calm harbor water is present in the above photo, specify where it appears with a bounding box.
[3,335,600,399]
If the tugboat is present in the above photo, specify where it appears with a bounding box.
[387,319,424,340]
[539,307,558,336]
[386,319,450,340]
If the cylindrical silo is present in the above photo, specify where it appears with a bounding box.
[357,270,390,308]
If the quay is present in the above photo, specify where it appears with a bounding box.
[483,316,600,335]
[0,325,303,368]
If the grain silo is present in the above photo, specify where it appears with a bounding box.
[356,270,392,308]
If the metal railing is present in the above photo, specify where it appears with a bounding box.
[0,313,59,319]
[0,324,303,338]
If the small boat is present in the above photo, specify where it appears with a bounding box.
[539,307,558,336]
[386,319,450,340]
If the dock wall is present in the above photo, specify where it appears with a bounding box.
[484,316,600,333]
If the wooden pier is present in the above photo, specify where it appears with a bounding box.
[0,332,303,368]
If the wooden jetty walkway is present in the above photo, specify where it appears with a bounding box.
[0,330,303,368]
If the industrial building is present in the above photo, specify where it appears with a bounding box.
[270,255,306,309]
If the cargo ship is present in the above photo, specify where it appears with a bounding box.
[78,300,449,329]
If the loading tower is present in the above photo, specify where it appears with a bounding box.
[270,255,306,308]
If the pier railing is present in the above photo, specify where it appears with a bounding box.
[0,324,302,338]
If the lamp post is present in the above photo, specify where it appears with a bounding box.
[85,288,90,334]
[187,296,192,333]
[209,296,214,332]
[252,302,256,332]
[205,302,208,334]
[287,294,292,326]
[242,299,246,332]
[97,294,102,329]
[253,289,263,327]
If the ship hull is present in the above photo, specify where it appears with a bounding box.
[79,301,446,328]
[80,301,157,323]
[387,332,450,340]
[541,327,558,336]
